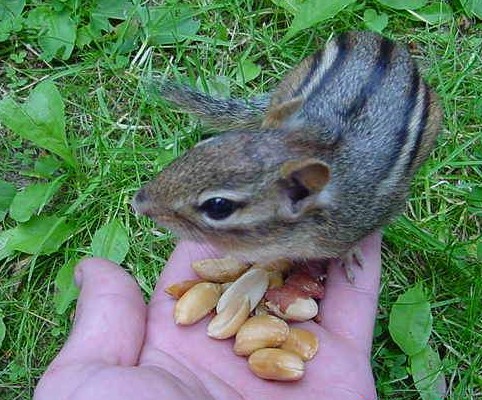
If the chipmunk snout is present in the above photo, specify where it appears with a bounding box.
[132,188,152,216]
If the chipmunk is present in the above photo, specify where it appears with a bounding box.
[133,31,442,280]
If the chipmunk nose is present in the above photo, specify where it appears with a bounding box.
[132,188,152,216]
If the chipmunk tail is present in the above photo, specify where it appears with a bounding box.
[146,76,269,130]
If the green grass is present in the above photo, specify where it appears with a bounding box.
[1,1,481,399]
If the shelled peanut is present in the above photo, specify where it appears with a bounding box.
[164,257,325,382]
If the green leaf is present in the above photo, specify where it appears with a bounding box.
[38,11,77,61]
[363,9,389,33]
[78,10,115,48]
[376,0,427,10]
[26,6,76,60]
[91,219,129,264]
[460,0,482,18]
[147,7,201,45]
[270,0,303,14]
[0,180,16,221]
[0,0,25,42]
[0,229,15,261]
[286,0,357,38]
[33,155,63,178]
[76,25,95,48]
[0,80,76,168]
[389,283,433,356]
[9,179,64,223]
[411,3,453,24]
[0,311,5,349]
[93,0,134,20]
[0,0,25,20]
[8,215,75,256]
[410,345,446,400]
[54,258,80,314]
[0,19,13,42]
[111,19,141,55]
[237,58,262,84]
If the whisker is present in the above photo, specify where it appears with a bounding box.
[177,219,220,262]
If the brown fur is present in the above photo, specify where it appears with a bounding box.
[133,31,443,266]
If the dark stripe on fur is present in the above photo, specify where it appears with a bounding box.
[382,65,420,182]
[306,33,351,103]
[405,82,430,174]
[293,50,322,97]
[345,38,394,118]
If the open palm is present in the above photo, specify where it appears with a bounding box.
[35,234,381,400]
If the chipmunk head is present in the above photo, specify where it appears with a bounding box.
[133,129,332,262]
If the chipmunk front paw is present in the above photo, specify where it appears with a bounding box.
[340,246,365,284]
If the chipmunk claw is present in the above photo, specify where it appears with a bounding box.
[340,245,365,284]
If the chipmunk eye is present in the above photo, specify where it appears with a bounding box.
[199,197,238,220]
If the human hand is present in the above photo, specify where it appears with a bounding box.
[34,233,381,400]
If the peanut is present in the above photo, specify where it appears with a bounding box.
[174,282,222,325]
[207,296,250,339]
[168,255,325,383]
[165,279,204,299]
[234,315,289,356]
[254,258,293,274]
[265,286,319,322]
[217,268,269,314]
[280,327,319,361]
[191,257,249,283]
[248,348,305,381]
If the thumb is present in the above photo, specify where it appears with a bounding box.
[57,257,147,367]
[35,258,147,399]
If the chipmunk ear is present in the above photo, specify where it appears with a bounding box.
[262,97,303,129]
[277,158,331,219]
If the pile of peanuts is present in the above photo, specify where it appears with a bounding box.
[165,257,325,381]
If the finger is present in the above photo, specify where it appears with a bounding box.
[155,240,222,293]
[144,240,221,343]
[144,240,221,354]
[51,258,147,368]
[320,232,382,354]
